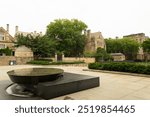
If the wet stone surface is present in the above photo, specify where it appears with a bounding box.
[7,68,64,76]
[7,68,64,85]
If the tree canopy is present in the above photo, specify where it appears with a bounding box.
[15,34,56,58]
[142,38,150,61]
[95,47,113,62]
[46,19,87,57]
[105,37,139,60]
[142,38,150,53]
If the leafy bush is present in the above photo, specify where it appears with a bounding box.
[36,59,53,62]
[27,60,50,65]
[88,62,150,75]
[27,60,84,65]
[49,61,84,65]
[0,47,12,56]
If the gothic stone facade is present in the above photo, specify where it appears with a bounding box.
[84,30,106,53]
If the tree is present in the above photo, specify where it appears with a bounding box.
[105,37,139,60]
[15,34,56,58]
[121,38,139,60]
[142,38,150,61]
[46,19,87,57]
[105,38,122,53]
[95,47,113,62]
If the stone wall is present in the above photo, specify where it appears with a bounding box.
[0,56,33,65]
[15,45,33,57]
[0,56,16,65]
[52,57,95,63]
[63,57,95,63]
[16,57,33,65]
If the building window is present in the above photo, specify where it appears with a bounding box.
[0,33,4,41]
[0,44,5,49]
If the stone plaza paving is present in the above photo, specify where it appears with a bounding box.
[0,65,150,100]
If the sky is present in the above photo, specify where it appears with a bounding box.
[0,0,150,38]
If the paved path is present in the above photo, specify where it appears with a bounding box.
[0,65,150,100]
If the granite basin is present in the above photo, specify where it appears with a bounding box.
[7,68,64,85]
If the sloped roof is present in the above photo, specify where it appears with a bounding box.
[91,32,104,39]
[0,27,14,42]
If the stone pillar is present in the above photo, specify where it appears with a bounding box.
[55,53,57,62]
[62,53,64,61]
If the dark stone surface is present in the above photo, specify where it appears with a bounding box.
[0,80,42,100]
[7,68,64,85]
[0,72,100,100]
[37,72,100,99]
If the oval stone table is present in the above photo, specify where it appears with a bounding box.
[6,68,64,97]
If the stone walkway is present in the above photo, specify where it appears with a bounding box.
[0,65,150,100]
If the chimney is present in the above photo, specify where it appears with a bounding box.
[6,24,9,32]
[40,31,42,36]
[15,26,19,33]
[87,29,91,38]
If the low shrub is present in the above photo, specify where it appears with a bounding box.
[27,60,84,65]
[88,62,150,75]
[49,61,84,65]
[36,59,53,62]
[27,60,50,65]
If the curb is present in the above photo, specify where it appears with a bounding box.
[83,69,150,78]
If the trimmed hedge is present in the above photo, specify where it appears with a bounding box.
[27,60,84,65]
[88,62,150,75]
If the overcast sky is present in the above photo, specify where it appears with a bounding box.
[0,0,150,38]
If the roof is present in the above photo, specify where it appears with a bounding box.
[123,33,145,37]
[0,27,15,42]
[90,32,104,39]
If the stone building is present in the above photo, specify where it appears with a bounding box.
[15,45,33,64]
[0,24,15,51]
[123,33,146,43]
[110,53,125,61]
[84,30,106,53]
[15,26,42,37]
[123,33,148,60]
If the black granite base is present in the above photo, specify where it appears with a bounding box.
[0,72,100,100]
[37,73,100,99]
